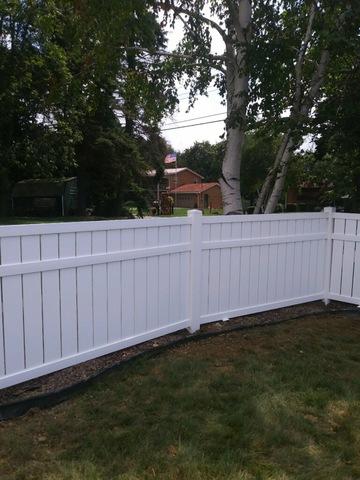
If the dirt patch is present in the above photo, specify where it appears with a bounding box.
[0,301,356,407]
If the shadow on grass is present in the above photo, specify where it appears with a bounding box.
[1,313,360,480]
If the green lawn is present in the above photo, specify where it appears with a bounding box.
[1,312,360,479]
[0,209,222,225]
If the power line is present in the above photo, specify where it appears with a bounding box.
[177,88,219,101]
[164,111,227,126]
[161,118,225,131]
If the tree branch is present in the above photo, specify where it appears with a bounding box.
[155,1,228,43]
[294,1,317,111]
[124,45,226,63]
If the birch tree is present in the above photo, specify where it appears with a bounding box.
[255,1,358,213]
[157,1,359,214]
[156,0,252,214]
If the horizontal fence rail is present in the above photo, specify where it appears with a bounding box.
[0,209,358,389]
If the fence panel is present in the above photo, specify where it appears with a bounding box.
[2,210,358,390]
[200,213,328,324]
[0,218,191,388]
[329,213,360,304]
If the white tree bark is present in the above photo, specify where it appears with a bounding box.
[253,132,290,214]
[264,138,294,213]
[264,48,330,213]
[220,0,252,214]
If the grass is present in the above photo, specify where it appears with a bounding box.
[0,209,221,225]
[1,312,360,479]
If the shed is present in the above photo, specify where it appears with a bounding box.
[169,182,222,210]
[12,177,78,217]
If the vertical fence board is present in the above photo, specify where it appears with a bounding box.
[249,222,261,306]
[201,224,210,316]
[219,223,231,313]
[76,232,93,351]
[21,235,43,368]
[158,227,170,327]
[107,230,122,342]
[351,220,360,299]
[1,236,24,374]
[134,229,147,334]
[239,222,252,308]
[41,234,61,362]
[276,221,288,300]
[59,233,78,356]
[341,220,357,296]
[330,219,346,295]
[180,222,191,322]
[169,226,181,323]
[300,220,312,297]
[121,229,135,338]
[267,221,279,303]
[146,227,159,331]
[0,279,5,376]
[258,222,270,304]
[284,220,296,299]
[92,231,108,346]
[293,220,304,298]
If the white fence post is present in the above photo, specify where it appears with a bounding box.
[323,206,336,305]
[188,209,202,333]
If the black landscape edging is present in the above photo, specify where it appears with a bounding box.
[0,307,358,421]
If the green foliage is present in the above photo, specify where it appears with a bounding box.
[178,141,221,182]
[0,0,177,215]
[288,33,360,212]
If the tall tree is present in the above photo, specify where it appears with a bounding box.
[155,0,252,214]
[255,1,359,213]
[0,0,178,215]
[156,1,360,214]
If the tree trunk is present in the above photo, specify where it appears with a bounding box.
[254,4,334,215]
[264,138,294,213]
[220,0,251,215]
[220,125,245,214]
[264,50,329,213]
[254,132,290,213]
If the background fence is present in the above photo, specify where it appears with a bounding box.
[0,209,357,389]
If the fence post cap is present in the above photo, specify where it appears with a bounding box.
[323,206,336,213]
[187,209,203,217]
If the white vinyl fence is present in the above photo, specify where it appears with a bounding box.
[0,209,357,389]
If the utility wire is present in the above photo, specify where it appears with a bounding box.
[177,88,219,101]
[177,87,218,98]
[164,111,227,126]
[161,118,225,131]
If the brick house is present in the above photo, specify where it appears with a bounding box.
[147,167,203,190]
[169,182,222,209]
[147,167,223,210]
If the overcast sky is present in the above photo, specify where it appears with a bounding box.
[160,13,314,155]
[161,15,226,153]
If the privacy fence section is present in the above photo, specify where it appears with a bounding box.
[328,212,360,305]
[0,210,358,389]
[0,218,192,388]
[199,213,328,325]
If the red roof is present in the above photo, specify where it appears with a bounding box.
[169,182,219,194]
